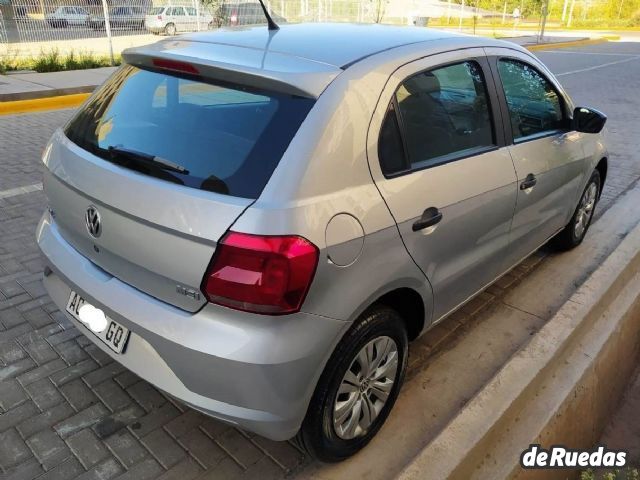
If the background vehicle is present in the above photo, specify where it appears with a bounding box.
[37,24,607,462]
[45,6,89,28]
[145,5,213,35]
[87,6,145,30]
[221,2,287,26]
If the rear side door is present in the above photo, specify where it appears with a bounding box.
[171,7,188,31]
[185,7,202,30]
[367,49,518,323]
[486,49,585,265]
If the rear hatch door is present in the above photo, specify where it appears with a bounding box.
[44,62,315,311]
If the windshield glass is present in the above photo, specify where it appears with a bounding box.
[64,65,314,198]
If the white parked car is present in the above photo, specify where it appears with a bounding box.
[145,5,213,35]
[46,6,90,28]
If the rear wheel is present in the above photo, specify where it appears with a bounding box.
[165,22,176,35]
[551,169,600,251]
[296,305,408,462]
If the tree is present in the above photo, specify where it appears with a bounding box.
[201,0,227,27]
[369,0,388,23]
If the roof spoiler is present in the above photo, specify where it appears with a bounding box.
[122,42,341,99]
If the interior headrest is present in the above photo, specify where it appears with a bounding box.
[403,72,441,96]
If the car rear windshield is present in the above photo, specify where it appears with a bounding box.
[64,65,315,199]
[148,7,164,14]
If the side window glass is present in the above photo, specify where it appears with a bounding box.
[497,59,565,140]
[395,61,495,168]
[379,104,407,175]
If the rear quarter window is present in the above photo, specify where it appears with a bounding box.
[64,65,315,199]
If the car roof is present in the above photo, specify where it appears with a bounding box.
[124,23,516,98]
[181,22,483,69]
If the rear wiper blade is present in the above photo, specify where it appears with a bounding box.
[107,146,189,174]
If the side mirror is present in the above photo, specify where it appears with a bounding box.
[573,107,607,134]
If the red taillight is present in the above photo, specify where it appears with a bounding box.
[152,58,199,75]
[157,15,162,20]
[202,232,319,315]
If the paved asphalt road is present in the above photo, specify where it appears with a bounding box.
[0,41,639,480]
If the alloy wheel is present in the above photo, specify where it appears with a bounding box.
[574,182,598,239]
[333,336,398,440]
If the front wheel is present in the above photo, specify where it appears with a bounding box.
[551,169,600,251]
[296,305,408,462]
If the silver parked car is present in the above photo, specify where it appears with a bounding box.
[87,6,146,30]
[45,5,90,27]
[37,23,608,461]
[145,5,214,35]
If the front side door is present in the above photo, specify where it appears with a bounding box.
[368,49,518,323]
[73,7,88,25]
[487,49,586,265]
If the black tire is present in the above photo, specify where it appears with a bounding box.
[165,22,176,35]
[296,305,408,462]
[551,169,601,251]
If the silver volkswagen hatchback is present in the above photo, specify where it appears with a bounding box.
[37,23,608,461]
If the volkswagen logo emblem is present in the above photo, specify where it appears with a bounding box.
[85,206,102,238]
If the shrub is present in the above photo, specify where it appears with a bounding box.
[580,469,640,480]
[0,49,120,74]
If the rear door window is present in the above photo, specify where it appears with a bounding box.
[64,65,314,199]
[381,60,495,174]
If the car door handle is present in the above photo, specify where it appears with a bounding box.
[412,207,443,232]
[520,173,537,190]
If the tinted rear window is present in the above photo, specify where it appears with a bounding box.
[148,7,164,14]
[64,65,314,199]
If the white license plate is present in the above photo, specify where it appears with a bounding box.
[66,291,130,354]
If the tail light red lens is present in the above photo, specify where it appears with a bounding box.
[157,15,162,20]
[202,232,319,315]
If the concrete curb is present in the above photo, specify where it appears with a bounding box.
[0,92,91,116]
[397,220,640,479]
[526,37,608,51]
[0,84,96,103]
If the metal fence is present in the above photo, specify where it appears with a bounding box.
[0,9,7,44]
[0,0,404,54]
[0,0,525,56]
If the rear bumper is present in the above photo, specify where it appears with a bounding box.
[37,211,348,440]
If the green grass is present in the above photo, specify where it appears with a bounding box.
[0,49,120,74]
[581,468,640,480]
